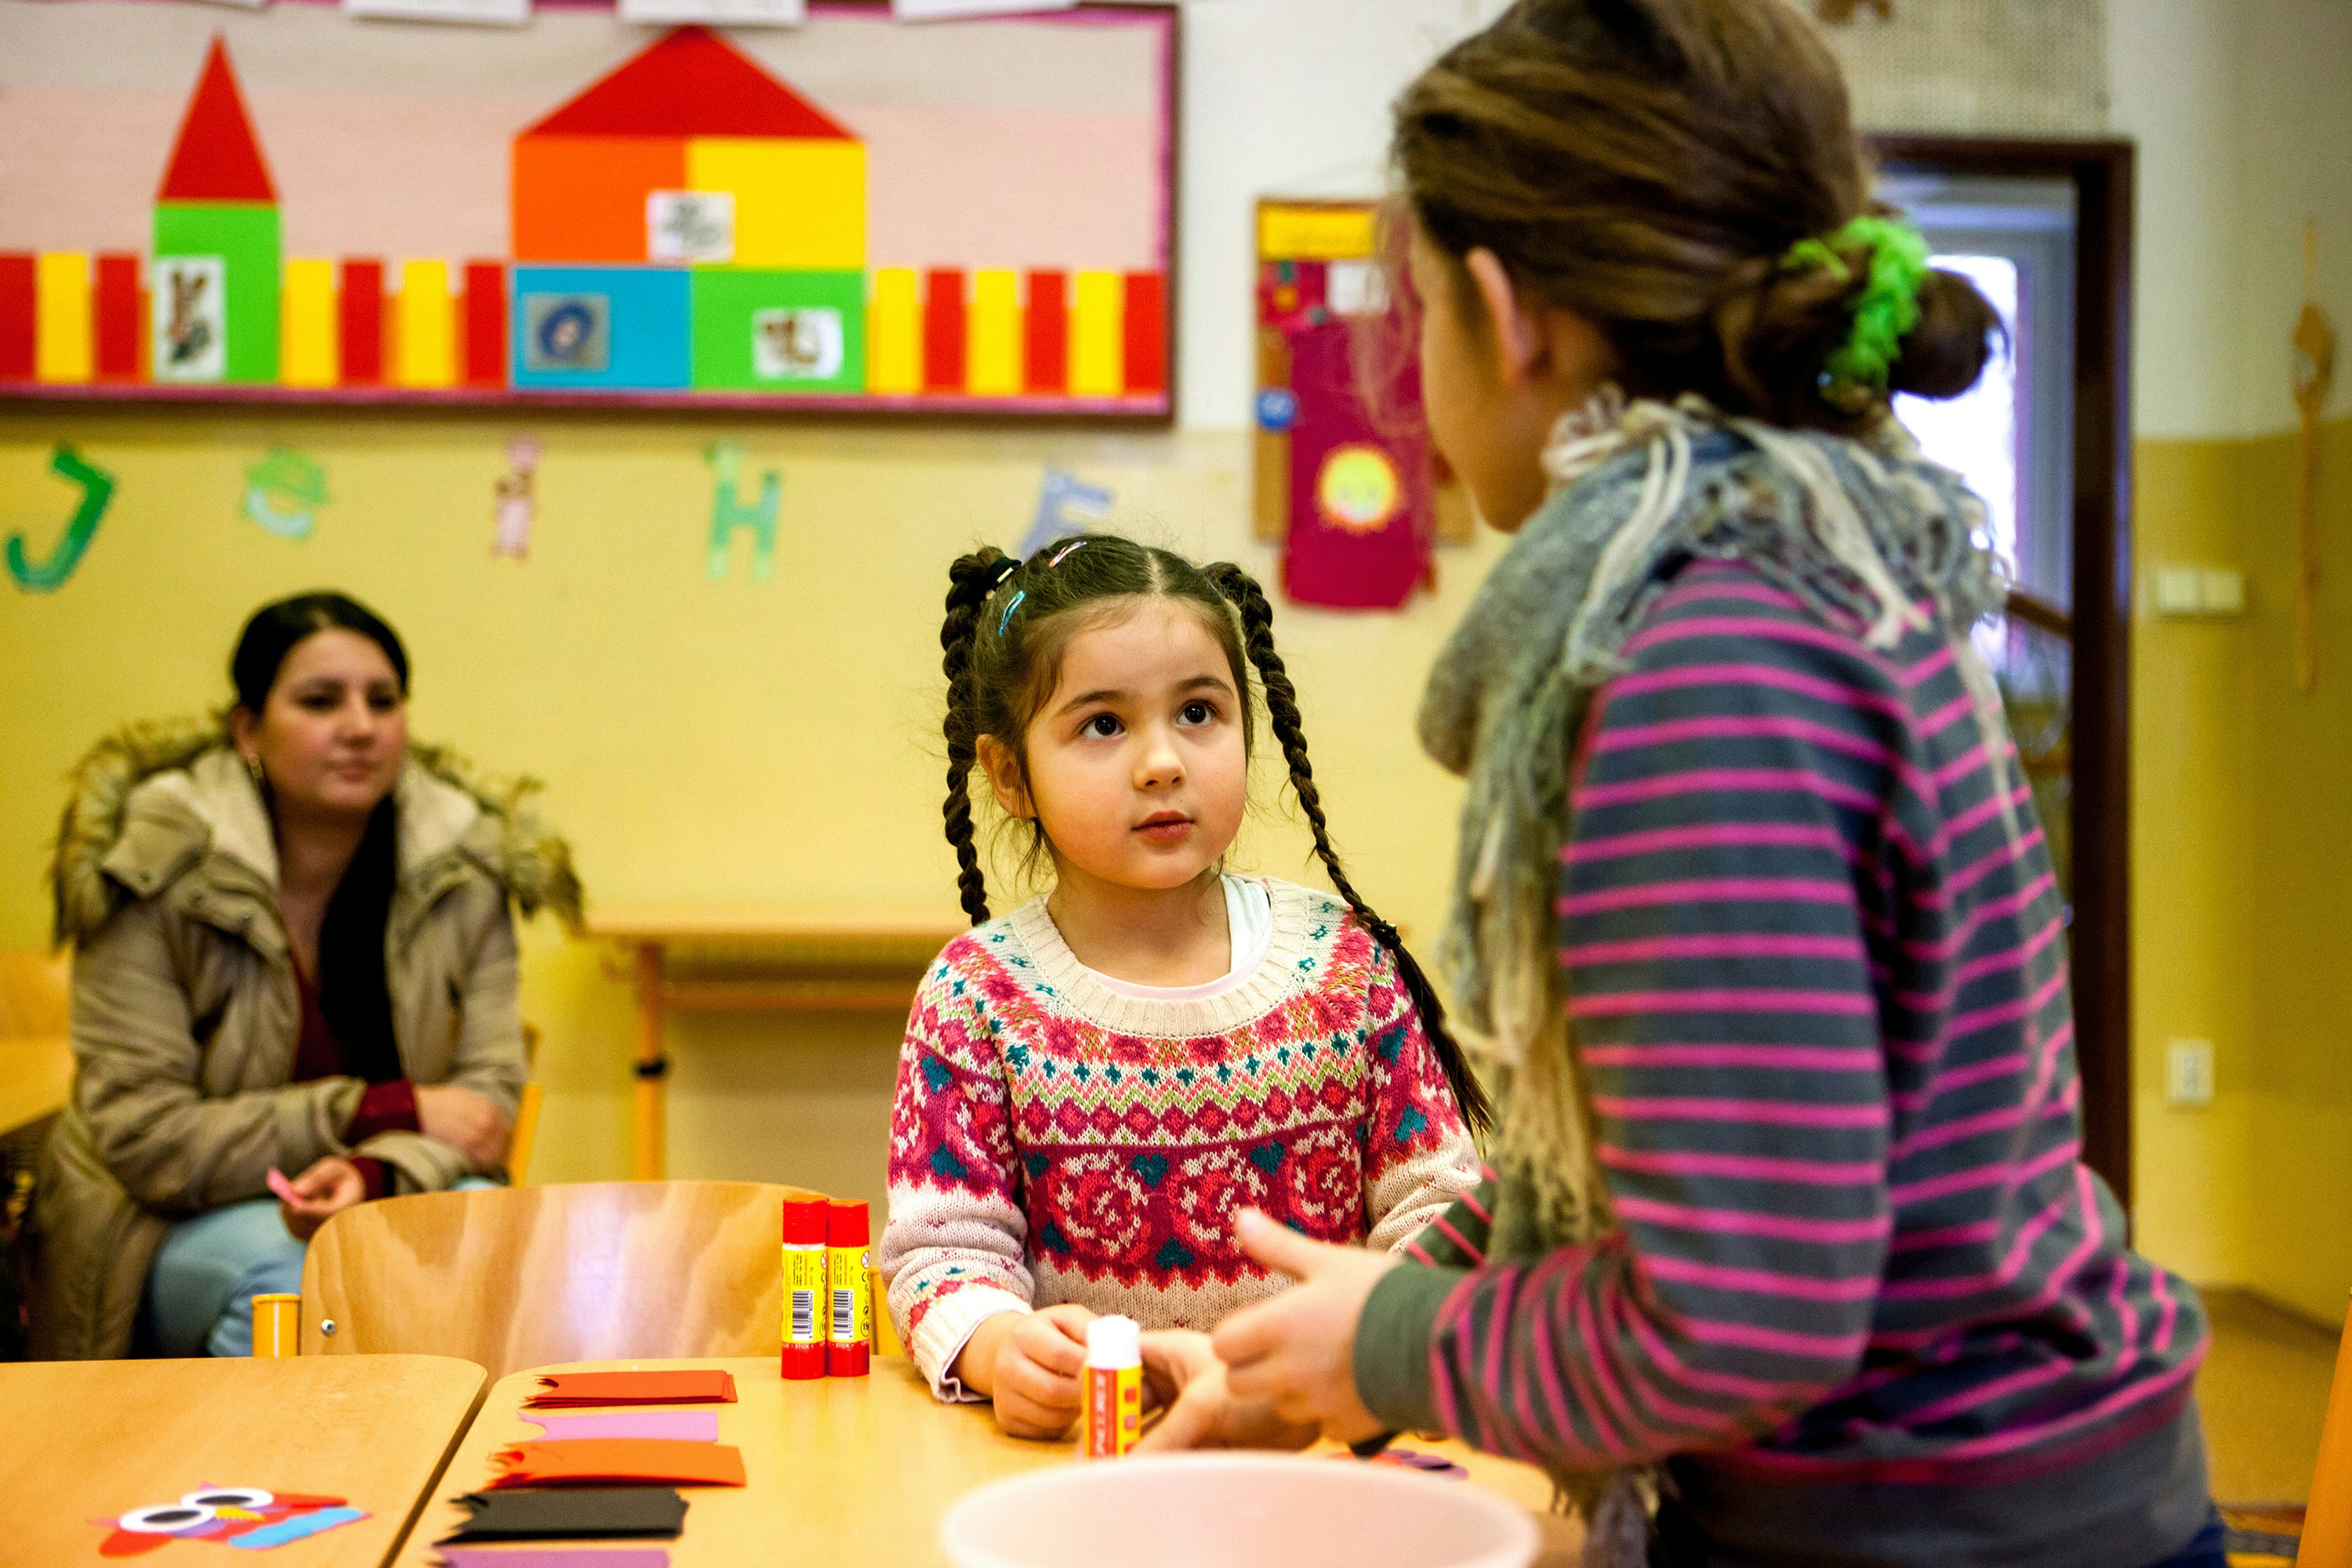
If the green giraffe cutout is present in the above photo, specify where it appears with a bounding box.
[6,445,117,593]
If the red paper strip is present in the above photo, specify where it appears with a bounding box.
[157,38,277,203]
[922,267,966,394]
[488,1439,747,1489]
[95,254,140,380]
[463,261,506,388]
[528,1370,739,1406]
[0,255,34,380]
[339,259,384,386]
[1122,271,1166,396]
[1024,269,1068,394]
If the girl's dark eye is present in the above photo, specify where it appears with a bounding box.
[297,692,337,711]
[1083,713,1122,739]
[1180,701,1215,725]
[368,690,401,712]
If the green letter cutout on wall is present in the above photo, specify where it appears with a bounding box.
[6,445,117,593]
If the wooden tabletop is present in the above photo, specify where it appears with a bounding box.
[392,1356,1584,1566]
[0,1033,72,1137]
[0,1354,486,1566]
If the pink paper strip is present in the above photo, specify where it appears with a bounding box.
[434,1552,669,1568]
[519,1410,720,1443]
[266,1168,299,1203]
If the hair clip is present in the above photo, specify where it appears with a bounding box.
[996,590,1026,637]
[989,557,1020,588]
[1047,539,1087,568]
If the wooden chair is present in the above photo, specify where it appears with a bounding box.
[0,950,73,1140]
[2301,1291,2352,1566]
[505,1022,544,1185]
[298,1180,809,1379]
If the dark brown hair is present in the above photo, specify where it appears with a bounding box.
[940,533,1490,1134]
[1392,0,1999,431]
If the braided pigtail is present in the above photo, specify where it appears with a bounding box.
[942,549,1010,925]
[1204,562,1494,1136]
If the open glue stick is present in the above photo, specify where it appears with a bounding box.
[826,1200,870,1378]
[781,1195,829,1380]
[1080,1315,1142,1458]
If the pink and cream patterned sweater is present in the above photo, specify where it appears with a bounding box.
[880,878,1483,1400]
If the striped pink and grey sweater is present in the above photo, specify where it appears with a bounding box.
[881,880,1482,1402]
[1357,559,2211,1567]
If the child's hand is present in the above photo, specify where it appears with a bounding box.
[1208,1210,1397,1445]
[960,1304,1098,1439]
[1134,1329,1318,1452]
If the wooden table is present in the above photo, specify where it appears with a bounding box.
[0,1354,486,1566]
[581,906,968,1179]
[392,1356,1585,1566]
[0,1033,72,1137]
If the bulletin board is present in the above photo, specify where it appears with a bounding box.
[0,0,1179,421]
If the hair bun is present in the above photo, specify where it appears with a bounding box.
[1712,247,2002,428]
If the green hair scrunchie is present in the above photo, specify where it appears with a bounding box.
[1781,214,1933,395]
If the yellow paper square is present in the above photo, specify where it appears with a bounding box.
[689,138,868,271]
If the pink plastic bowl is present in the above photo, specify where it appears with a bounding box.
[938,1453,1541,1568]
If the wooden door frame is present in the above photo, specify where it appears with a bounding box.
[1867,136,2137,1211]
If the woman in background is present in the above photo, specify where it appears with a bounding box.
[30,591,579,1359]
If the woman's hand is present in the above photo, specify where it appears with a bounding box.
[414,1083,510,1170]
[1207,1209,1398,1446]
[955,1304,1097,1439]
[276,1156,367,1241]
[1134,1329,1319,1452]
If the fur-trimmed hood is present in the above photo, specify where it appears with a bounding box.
[49,718,584,948]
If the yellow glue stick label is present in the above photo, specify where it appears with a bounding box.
[1082,1363,1142,1457]
[783,1243,828,1347]
[828,1245,870,1346]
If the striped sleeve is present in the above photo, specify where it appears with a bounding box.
[1356,567,1912,1468]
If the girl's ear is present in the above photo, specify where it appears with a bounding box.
[975,735,1035,821]
[227,704,260,762]
[1465,247,1537,388]
[1467,245,1618,403]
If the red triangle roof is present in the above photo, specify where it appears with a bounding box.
[522,27,855,141]
[158,36,276,204]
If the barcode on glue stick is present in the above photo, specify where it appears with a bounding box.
[792,1290,815,1343]
[832,1288,855,1341]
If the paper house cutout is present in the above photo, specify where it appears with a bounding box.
[152,36,279,383]
[511,27,866,271]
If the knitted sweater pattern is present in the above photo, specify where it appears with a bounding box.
[880,879,1481,1399]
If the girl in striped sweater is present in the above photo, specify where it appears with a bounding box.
[878,535,1486,1439]
[1140,4,2220,1566]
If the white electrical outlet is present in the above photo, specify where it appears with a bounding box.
[2165,1040,2215,1107]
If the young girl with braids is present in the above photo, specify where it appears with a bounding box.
[1141,3,2223,1566]
[877,533,1487,1439]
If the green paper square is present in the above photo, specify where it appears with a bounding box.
[690,270,866,395]
[154,202,281,384]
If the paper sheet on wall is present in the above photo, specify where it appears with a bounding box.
[891,0,1075,17]
[620,0,802,24]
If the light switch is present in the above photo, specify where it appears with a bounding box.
[2149,565,2248,618]
[2165,1039,2215,1107]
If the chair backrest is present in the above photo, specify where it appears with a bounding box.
[0,950,70,1040]
[2303,1291,2352,1566]
[299,1180,808,1379]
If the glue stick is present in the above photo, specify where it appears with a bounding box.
[826,1200,871,1378]
[781,1195,829,1381]
[1080,1315,1143,1458]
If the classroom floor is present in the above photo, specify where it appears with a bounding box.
[2199,1288,2339,1504]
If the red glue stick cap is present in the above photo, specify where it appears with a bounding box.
[826,1200,869,1247]
[782,1196,829,1245]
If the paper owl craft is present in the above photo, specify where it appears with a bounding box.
[94,1488,368,1555]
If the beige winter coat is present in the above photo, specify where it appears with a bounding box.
[28,727,580,1360]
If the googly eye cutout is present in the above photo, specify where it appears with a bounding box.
[182,1489,272,1511]
[118,1504,217,1534]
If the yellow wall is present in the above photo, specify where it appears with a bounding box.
[2132,415,2352,1322]
[0,410,1506,1220]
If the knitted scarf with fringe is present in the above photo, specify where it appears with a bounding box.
[1416,392,2011,1566]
